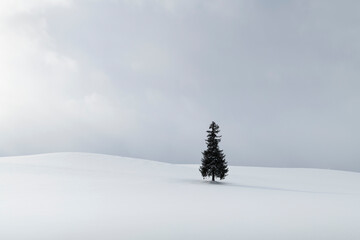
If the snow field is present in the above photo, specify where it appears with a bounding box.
[0,152,359,240]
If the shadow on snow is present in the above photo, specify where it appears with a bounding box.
[175,179,349,195]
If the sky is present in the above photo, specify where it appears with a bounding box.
[0,0,359,171]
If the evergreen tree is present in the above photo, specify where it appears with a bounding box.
[199,121,228,181]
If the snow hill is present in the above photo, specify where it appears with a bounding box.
[0,152,359,240]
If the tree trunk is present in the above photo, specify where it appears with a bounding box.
[212,172,215,181]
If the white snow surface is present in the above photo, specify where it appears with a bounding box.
[0,152,359,240]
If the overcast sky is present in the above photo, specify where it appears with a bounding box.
[1,0,360,171]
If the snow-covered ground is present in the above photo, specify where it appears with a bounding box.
[0,152,359,240]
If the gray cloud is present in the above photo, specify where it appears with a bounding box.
[1,0,360,171]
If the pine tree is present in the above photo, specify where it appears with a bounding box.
[199,121,229,181]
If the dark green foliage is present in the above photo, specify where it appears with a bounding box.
[199,121,229,181]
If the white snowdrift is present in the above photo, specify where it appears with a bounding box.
[0,152,359,240]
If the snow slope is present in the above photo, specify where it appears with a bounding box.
[0,152,359,240]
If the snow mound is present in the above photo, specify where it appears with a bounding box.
[0,152,359,240]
